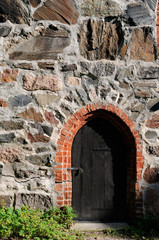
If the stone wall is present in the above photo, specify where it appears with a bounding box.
[157,1,159,50]
[0,0,158,218]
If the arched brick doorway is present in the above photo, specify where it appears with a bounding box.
[54,104,144,220]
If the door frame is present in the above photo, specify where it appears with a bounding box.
[54,103,144,220]
[71,117,128,221]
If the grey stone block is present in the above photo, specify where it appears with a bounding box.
[15,193,54,210]
[30,123,53,137]
[145,0,157,11]
[0,133,15,143]
[0,121,24,130]
[138,67,159,79]
[0,26,11,37]
[127,4,153,26]
[145,130,157,139]
[26,154,52,166]
[11,94,32,107]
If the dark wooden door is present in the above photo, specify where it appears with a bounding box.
[71,117,127,221]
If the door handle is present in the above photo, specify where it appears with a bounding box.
[67,167,83,174]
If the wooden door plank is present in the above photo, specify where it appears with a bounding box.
[81,124,94,219]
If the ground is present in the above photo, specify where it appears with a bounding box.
[84,232,133,239]
[82,231,159,240]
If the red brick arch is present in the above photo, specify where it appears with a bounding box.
[54,103,144,218]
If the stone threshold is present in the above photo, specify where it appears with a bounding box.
[71,222,129,231]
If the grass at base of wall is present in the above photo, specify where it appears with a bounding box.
[0,205,84,240]
[120,217,159,240]
[102,217,159,240]
[0,205,159,240]
[81,217,159,240]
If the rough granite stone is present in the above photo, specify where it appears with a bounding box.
[30,122,53,136]
[27,133,50,143]
[135,90,151,98]
[81,0,121,17]
[65,76,80,87]
[30,0,41,8]
[0,26,12,37]
[11,94,32,107]
[0,148,21,163]
[25,154,51,166]
[13,162,38,179]
[115,66,134,81]
[79,19,124,60]
[147,146,159,157]
[23,74,62,92]
[119,43,128,60]
[143,165,159,184]
[119,82,129,90]
[132,81,157,88]
[146,114,159,128]
[9,36,70,60]
[145,130,157,139]
[89,62,115,77]
[14,169,36,178]
[100,88,111,100]
[105,63,116,76]
[130,103,145,113]
[15,193,54,210]
[0,0,29,24]
[38,62,55,70]
[41,125,53,137]
[44,111,59,125]
[0,121,24,130]
[61,64,77,71]
[18,108,44,123]
[30,122,45,135]
[35,147,50,153]
[35,94,60,106]
[0,99,7,107]
[1,69,18,83]
[138,67,159,79]
[90,63,106,78]
[0,133,15,143]
[33,0,78,24]
[15,62,33,70]
[9,27,70,61]
[80,61,92,75]
[147,98,159,111]
[129,27,155,62]
[17,137,28,145]
[145,0,157,11]
[127,3,153,26]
